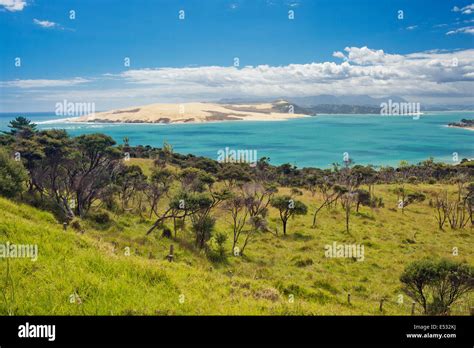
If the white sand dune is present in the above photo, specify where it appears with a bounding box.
[69,100,309,124]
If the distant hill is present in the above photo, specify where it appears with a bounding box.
[219,95,408,107]
[305,104,380,114]
[287,95,408,107]
[218,95,409,114]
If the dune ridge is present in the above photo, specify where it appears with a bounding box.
[69,100,310,124]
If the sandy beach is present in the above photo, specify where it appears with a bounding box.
[68,101,310,124]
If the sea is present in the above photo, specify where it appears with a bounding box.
[0,112,472,169]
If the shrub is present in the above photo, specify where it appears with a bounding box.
[407,192,426,204]
[88,210,111,224]
[253,288,280,302]
[207,232,227,263]
[0,149,28,198]
[295,258,313,267]
[408,176,418,184]
[162,226,172,239]
[400,258,473,315]
[70,219,83,231]
[214,232,227,257]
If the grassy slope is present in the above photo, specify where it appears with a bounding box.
[0,159,472,315]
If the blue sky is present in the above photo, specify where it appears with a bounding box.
[0,0,473,111]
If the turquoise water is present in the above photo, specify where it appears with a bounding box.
[0,112,472,168]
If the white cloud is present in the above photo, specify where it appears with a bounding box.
[33,19,58,29]
[99,47,473,100]
[406,25,418,30]
[332,51,346,59]
[0,0,26,12]
[3,47,474,108]
[2,78,90,88]
[452,3,474,14]
[446,26,474,35]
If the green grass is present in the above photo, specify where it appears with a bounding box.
[0,163,472,315]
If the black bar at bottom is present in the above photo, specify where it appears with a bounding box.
[0,316,472,346]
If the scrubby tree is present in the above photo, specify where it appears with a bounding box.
[433,191,449,230]
[180,167,215,192]
[270,195,308,235]
[0,149,28,198]
[355,189,371,212]
[146,181,229,250]
[224,194,248,253]
[33,129,75,217]
[311,179,342,228]
[336,159,361,233]
[144,167,174,218]
[217,163,251,188]
[115,165,147,211]
[466,183,474,226]
[400,259,473,315]
[71,134,121,217]
[191,214,216,249]
[155,141,174,168]
[432,187,470,230]
[3,116,37,137]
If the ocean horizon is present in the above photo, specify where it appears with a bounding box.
[1,111,473,168]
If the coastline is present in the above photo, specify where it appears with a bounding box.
[59,114,311,125]
[67,101,311,124]
[447,125,474,131]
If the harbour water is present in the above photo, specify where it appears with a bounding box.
[0,112,472,168]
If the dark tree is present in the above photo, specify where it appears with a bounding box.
[115,164,147,211]
[4,116,37,136]
[71,134,121,217]
[144,167,174,218]
[270,195,308,235]
[400,259,473,315]
[0,148,28,198]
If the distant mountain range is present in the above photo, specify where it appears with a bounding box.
[220,95,406,107]
[219,95,474,113]
[304,104,381,114]
[289,95,408,107]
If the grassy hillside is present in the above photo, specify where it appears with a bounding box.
[0,158,472,315]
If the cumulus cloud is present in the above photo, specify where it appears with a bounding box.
[0,0,26,12]
[332,51,346,59]
[3,47,474,107]
[100,46,473,100]
[452,4,474,14]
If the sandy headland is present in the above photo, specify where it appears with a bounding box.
[68,100,311,124]
[447,118,474,131]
